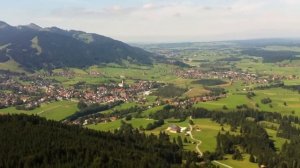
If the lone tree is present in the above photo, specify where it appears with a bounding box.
[249,154,256,163]
[232,149,243,160]
[125,115,132,121]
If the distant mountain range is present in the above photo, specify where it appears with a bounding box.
[0,21,155,70]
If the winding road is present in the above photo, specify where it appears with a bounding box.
[188,116,203,157]
[188,116,233,168]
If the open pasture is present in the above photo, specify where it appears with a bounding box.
[0,100,78,121]
[194,87,300,115]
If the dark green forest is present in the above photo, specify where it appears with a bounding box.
[0,114,204,168]
[241,48,300,62]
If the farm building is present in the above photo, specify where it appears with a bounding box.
[167,124,181,133]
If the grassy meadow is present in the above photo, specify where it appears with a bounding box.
[86,118,155,132]
[0,100,78,121]
[194,85,300,116]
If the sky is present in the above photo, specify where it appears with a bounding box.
[1,0,300,43]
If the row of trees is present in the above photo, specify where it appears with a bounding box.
[66,100,124,121]
[277,121,300,139]
[145,119,164,130]
[284,85,300,94]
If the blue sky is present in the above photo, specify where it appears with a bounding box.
[1,0,300,42]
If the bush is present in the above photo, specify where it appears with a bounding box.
[145,119,164,130]
[261,97,272,104]
[125,115,132,121]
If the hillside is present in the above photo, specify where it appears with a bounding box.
[0,114,186,168]
[0,21,154,70]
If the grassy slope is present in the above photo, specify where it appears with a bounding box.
[101,102,137,114]
[0,58,26,73]
[0,100,78,121]
[142,105,166,117]
[265,128,288,151]
[218,154,258,168]
[86,118,155,131]
[194,85,300,116]
[236,59,300,76]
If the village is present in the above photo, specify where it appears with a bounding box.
[174,68,298,85]
[0,71,160,110]
[1,67,298,128]
[0,68,279,112]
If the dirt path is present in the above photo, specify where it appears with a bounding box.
[189,116,233,168]
[188,116,203,157]
[37,105,62,115]
[212,161,233,168]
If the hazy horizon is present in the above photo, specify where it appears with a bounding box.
[2,0,300,43]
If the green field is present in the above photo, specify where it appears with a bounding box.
[216,154,258,168]
[194,93,249,110]
[194,87,300,116]
[141,105,166,117]
[0,100,78,121]
[101,102,138,114]
[265,128,288,151]
[191,119,224,152]
[192,79,228,86]
[0,58,27,73]
[86,118,155,132]
[44,63,179,87]
[236,59,300,76]
[284,79,300,85]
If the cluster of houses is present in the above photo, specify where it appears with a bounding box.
[52,70,76,78]
[0,78,47,108]
[0,72,159,110]
[174,69,297,85]
[190,94,227,103]
[73,116,118,126]
[78,80,158,104]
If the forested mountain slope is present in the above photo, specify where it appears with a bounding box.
[0,21,154,70]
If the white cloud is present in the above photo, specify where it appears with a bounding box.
[142,3,155,9]
[3,0,300,42]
